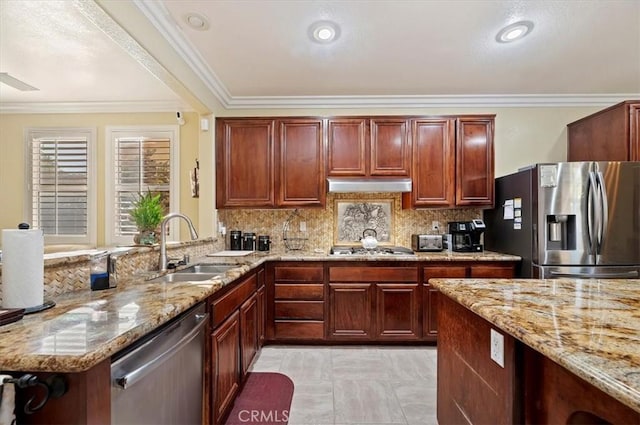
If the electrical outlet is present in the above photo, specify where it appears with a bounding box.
[431,220,440,231]
[299,221,307,232]
[490,329,505,368]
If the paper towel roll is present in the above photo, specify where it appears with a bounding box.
[1,229,44,308]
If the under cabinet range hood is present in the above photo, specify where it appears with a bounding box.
[327,177,412,193]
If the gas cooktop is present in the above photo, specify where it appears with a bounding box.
[329,246,415,256]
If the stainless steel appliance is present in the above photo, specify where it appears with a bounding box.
[411,234,443,252]
[447,220,485,252]
[484,162,640,278]
[111,303,208,424]
[330,246,415,256]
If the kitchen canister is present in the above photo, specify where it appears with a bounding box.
[229,230,242,250]
[242,232,256,251]
[257,235,271,252]
[1,224,44,309]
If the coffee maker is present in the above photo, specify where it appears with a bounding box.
[448,219,486,252]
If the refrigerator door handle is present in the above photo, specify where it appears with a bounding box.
[587,171,599,255]
[550,270,639,279]
[596,171,608,255]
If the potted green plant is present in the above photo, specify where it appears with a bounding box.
[130,191,164,245]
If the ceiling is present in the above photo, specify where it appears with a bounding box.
[1,0,639,113]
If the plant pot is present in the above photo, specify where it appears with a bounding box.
[134,229,158,245]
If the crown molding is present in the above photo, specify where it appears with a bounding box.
[224,94,640,109]
[132,0,232,107]
[0,100,190,114]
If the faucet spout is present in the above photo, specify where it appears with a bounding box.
[159,213,199,272]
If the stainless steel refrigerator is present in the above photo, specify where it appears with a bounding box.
[484,162,640,278]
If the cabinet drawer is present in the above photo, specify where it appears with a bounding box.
[274,283,324,300]
[275,301,324,320]
[329,267,417,282]
[275,321,324,339]
[212,274,257,327]
[274,266,324,282]
[470,264,515,278]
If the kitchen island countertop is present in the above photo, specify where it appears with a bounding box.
[430,277,640,413]
[0,250,518,373]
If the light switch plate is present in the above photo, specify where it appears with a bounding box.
[431,220,440,231]
[299,221,307,232]
[490,329,505,368]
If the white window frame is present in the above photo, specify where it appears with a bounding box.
[24,127,97,245]
[105,125,180,246]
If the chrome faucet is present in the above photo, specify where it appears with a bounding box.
[159,213,199,271]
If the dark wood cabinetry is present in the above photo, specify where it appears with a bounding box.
[216,117,325,208]
[328,265,419,341]
[327,117,410,177]
[276,118,325,206]
[212,310,240,424]
[567,100,640,161]
[268,263,325,340]
[404,118,456,207]
[240,292,258,376]
[216,119,275,208]
[456,116,495,206]
[257,268,265,348]
[403,115,495,208]
[422,262,515,341]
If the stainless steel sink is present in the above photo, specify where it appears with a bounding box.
[179,264,237,274]
[148,273,220,283]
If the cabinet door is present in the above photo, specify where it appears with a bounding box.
[404,118,455,207]
[370,118,410,176]
[376,283,420,340]
[327,118,368,176]
[423,266,467,340]
[212,310,240,423]
[240,293,258,377]
[277,119,325,207]
[456,116,495,206]
[216,119,275,208]
[329,283,373,339]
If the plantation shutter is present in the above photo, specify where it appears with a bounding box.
[31,135,89,236]
[114,137,171,236]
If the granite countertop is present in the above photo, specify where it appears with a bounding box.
[0,250,518,373]
[430,277,640,413]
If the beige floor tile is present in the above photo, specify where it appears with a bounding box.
[392,381,437,425]
[334,379,406,424]
[280,349,333,381]
[288,380,334,425]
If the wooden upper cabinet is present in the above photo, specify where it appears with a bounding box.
[403,118,456,208]
[370,118,411,176]
[216,119,275,208]
[276,119,325,207]
[327,117,411,177]
[456,116,495,207]
[327,118,367,176]
[567,100,640,161]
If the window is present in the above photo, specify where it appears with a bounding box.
[105,126,179,245]
[26,128,97,244]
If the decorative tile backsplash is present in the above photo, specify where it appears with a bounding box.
[217,193,482,251]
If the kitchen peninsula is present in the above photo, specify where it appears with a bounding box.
[432,277,640,423]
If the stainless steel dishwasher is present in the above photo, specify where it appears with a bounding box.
[111,303,208,424]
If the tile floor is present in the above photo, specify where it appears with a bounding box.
[248,345,438,425]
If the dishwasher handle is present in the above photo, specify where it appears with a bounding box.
[115,313,208,390]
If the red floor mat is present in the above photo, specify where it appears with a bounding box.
[223,372,294,425]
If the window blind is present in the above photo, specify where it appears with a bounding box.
[114,137,171,236]
[31,136,89,236]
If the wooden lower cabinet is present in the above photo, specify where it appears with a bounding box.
[212,310,240,424]
[423,263,515,341]
[376,283,420,340]
[257,284,265,348]
[329,283,374,339]
[240,292,258,377]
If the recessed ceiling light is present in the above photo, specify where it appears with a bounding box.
[184,12,210,31]
[496,21,534,43]
[309,21,340,44]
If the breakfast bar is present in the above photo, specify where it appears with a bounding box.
[430,277,640,423]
